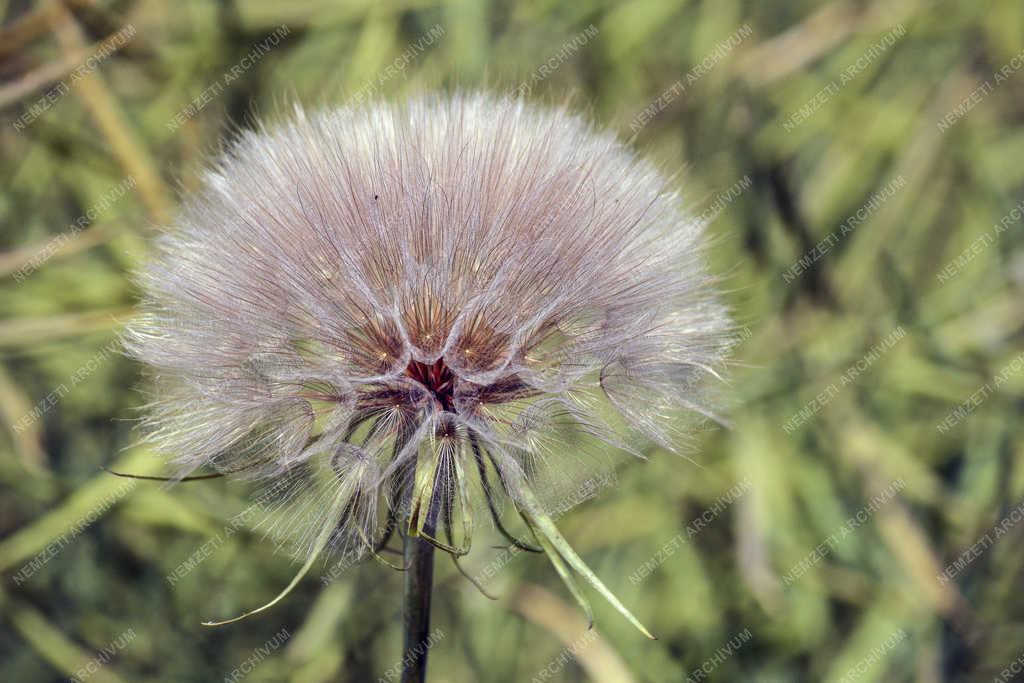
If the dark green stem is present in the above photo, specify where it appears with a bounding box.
[402,453,443,683]
[401,533,435,683]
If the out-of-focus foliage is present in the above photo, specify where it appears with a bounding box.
[1,1,1022,681]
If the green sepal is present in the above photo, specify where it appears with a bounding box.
[407,440,472,555]
[201,480,353,627]
[518,485,657,640]
[522,513,594,628]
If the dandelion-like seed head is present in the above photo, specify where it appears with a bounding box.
[125,93,733,630]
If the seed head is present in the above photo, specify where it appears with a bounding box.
[125,93,733,628]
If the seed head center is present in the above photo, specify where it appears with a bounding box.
[404,358,456,410]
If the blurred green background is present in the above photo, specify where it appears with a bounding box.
[2,0,1024,681]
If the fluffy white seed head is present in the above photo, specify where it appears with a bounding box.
[125,92,734,562]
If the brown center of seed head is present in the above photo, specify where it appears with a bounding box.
[404,358,457,411]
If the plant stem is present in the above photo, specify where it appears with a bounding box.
[401,533,435,683]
